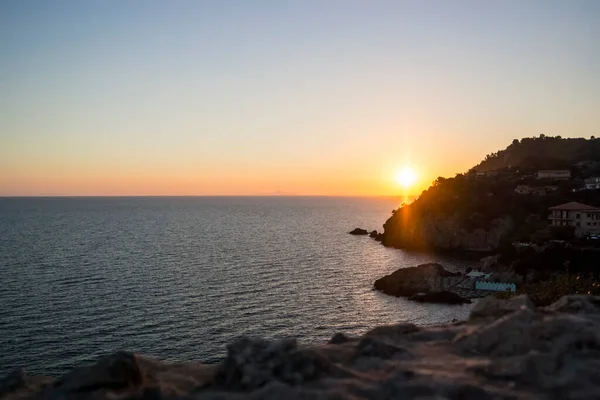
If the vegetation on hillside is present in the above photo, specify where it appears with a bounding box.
[503,241,600,279]
[495,274,600,306]
[474,135,600,173]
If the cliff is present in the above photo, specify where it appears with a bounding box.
[383,212,514,252]
[4,295,600,399]
[380,168,526,252]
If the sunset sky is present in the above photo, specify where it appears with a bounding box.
[1,1,599,196]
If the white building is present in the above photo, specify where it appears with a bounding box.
[537,170,571,180]
[475,281,516,293]
[515,185,558,195]
[466,271,491,279]
[475,171,499,178]
[585,177,600,190]
[576,161,600,168]
[515,185,531,194]
[548,202,600,237]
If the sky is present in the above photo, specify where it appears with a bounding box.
[1,0,599,196]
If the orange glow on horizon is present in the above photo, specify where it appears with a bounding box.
[0,152,445,197]
[0,166,434,197]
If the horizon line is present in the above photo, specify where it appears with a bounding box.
[0,194,418,199]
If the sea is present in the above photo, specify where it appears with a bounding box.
[0,196,477,377]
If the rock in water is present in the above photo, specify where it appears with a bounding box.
[368,230,385,242]
[373,263,462,297]
[349,228,369,235]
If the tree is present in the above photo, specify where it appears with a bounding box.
[549,226,575,241]
[432,177,446,187]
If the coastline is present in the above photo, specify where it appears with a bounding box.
[383,245,495,261]
[357,227,496,261]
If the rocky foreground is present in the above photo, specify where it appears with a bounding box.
[3,295,600,399]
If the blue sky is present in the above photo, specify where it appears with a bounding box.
[1,1,599,195]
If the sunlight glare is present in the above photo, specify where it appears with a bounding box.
[395,167,417,188]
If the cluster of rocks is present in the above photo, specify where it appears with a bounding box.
[349,228,384,241]
[4,295,600,399]
[369,230,384,242]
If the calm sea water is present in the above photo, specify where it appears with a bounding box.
[0,197,476,376]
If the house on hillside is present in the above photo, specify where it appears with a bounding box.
[575,161,600,169]
[475,281,516,293]
[537,170,571,180]
[584,177,600,190]
[515,185,558,195]
[548,202,600,237]
[475,171,499,178]
[466,270,491,279]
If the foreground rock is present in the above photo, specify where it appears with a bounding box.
[4,295,600,399]
[349,228,369,235]
[374,263,462,298]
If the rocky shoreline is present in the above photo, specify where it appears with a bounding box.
[350,227,494,261]
[3,295,600,399]
[348,226,494,304]
[373,263,491,304]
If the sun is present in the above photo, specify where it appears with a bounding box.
[395,167,417,188]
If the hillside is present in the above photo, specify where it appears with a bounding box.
[473,135,600,173]
[381,136,600,252]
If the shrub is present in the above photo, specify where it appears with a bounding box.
[494,274,600,306]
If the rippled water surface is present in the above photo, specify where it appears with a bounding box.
[0,197,476,376]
